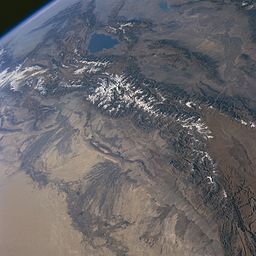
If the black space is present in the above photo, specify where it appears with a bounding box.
[0,1,53,37]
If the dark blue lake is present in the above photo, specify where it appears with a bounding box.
[89,33,119,53]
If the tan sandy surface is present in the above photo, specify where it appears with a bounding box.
[0,169,85,256]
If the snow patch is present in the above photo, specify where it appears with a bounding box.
[119,22,133,33]
[88,73,160,116]
[240,119,248,125]
[207,176,214,184]
[177,117,213,140]
[74,60,109,75]
[250,122,256,128]
[185,101,195,108]
[236,119,256,129]
[59,81,82,88]
[34,76,46,95]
